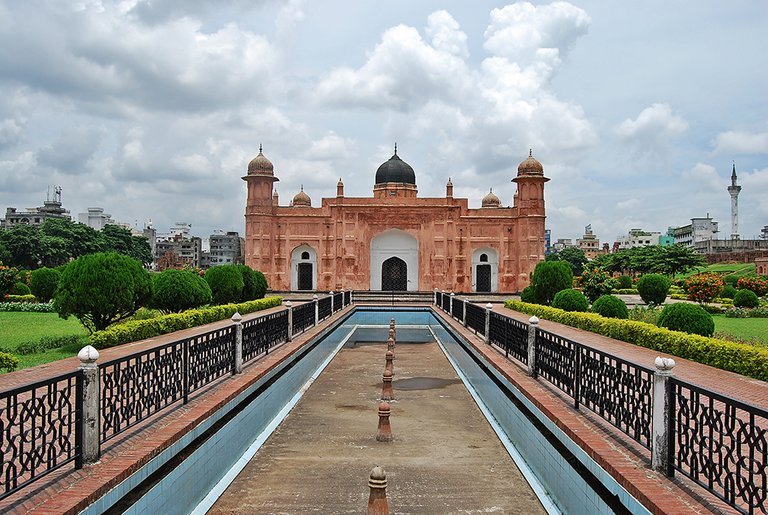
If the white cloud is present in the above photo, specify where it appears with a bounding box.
[0,118,24,150]
[616,198,640,210]
[713,129,768,155]
[303,132,356,161]
[681,163,723,193]
[426,10,469,58]
[617,103,688,139]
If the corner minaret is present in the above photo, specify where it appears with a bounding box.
[727,161,742,239]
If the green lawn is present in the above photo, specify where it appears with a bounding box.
[712,314,768,345]
[677,262,756,280]
[0,312,89,370]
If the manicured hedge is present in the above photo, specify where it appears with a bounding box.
[90,296,283,349]
[504,300,768,381]
[3,294,38,303]
[0,301,54,312]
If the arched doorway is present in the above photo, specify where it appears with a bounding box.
[381,257,407,291]
[472,248,498,293]
[291,245,317,291]
[370,229,418,291]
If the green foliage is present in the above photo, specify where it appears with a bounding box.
[725,306,768,318]
[520,286,535,303]
[737,276,768,297]
[235,264,267,301]
[636,273,671,306]
[0,219,153,269]
[10,282,31,295]
[592,244,704,277]
[658,303,714,337]
[13,335,86,355]
[530,261,573,305]
[612,288,639,294]
[205,265,245,305]
[0,352,19,372]
[53,252,152,333]
[580,267,617,303]
[0,301,53,312]
[504,300,768,381]
[0,263,20,297]
[591,295,628,319]
[29,267,61,302]
[685,274,724,303]
[151,269,212,312]
[617,275,633,289]
[733,289,760,308]
[253,270,268,299]
[721,285,737,299]
[551,288,589,312]
[90,296,283,348]
[629,305,662,325]
[546,247,588,276]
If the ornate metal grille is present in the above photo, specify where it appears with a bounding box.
[100,342,184,442]
[441,294,450,312]
[577,346,653,448]
[297,263,313,290]
[476,264,491,292]
[291,302,315,336]
[334,292,344,312]
[488,311,528,364]
[0,372,80,499]
[242,311,289,362]
[535,330,575,396]
[465,302,486,335]
[187,327,236,395]
[451,298,464,321]
[381,257,407,291]
[318,296,332,320]
[673,380,768,514]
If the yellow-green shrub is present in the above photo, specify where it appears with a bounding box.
[90,296,283,349]
[505,300,768,381]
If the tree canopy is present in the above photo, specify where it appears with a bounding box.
[590,244,705,277]
[0,219,152,268]
[546,247,588,275]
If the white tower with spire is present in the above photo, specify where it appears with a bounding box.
[727,162,742,240]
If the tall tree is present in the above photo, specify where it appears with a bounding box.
[546,247,588,275]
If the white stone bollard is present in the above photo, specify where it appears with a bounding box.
[313,294,319,326]
[652,356,676,476]
[484,303,493,343]
[285,301,293,342]
[78,345,100,465]
[232,312,243,373]
[527,316,539,377]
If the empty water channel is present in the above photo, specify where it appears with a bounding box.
[108,308,648,514]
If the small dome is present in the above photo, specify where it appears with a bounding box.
[375,144,416,185]
[517,149,544,177]
[247,144,274,175]
[292,186,311,207]
[482,188,501,208]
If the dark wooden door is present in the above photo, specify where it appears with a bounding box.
[298,263,313,290]
[476,264,491,292]
[381,257,407,291]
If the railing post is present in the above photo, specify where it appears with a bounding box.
[449,292,455,317]
[340,289,345,307]
[484,303,492,343]
[313,294,319,326]
[78,345,101,465]
[463,300,468,327]
[652,357,676,477]
[434,288,438,305]
[441,290,446,311]
[527,316,538,378]
[329,291,334,312]
[232,312,243,373]
[285,301,293,342]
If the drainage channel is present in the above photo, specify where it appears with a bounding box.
[111,307,647,514]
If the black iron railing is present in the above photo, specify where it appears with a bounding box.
[0,372,81,500]
[243,311,288,362]
[292,302,315,336]
[488,311,528,364]
[334,292,344,312]
[672,379,768,514]
[318,296,332,320]
[187,326,236,394]
[464,302,485,335]
[451,297,464,321]
[441,294,450,312]
[344,290,351,305]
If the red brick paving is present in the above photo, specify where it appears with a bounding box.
[1,300,757,513]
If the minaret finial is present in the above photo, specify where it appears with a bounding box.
[300,184,304,191]
[529,148,533,158]
[259,143,263,153]
[394,142,397,155]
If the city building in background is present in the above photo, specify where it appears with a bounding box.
[1,187,71,228]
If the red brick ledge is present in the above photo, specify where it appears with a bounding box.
[432,308,731,515]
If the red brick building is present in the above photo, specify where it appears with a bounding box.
[243,146,548,293]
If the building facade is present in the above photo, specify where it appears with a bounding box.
[243,147,549,293]
[1,187,71,228]
[78,207,115,230]
[616,228,661,250]
[673,216,718,247]
[577,225,601,259]
[207,231,244,267]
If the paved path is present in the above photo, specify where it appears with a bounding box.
[210,340,546,514]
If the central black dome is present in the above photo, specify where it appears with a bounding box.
[375,148,416,185]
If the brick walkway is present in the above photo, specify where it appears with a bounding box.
[2,301,758,513]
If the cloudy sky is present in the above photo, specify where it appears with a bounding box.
[1,0,766,244]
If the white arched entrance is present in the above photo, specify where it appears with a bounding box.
[290,244,317,291]
[370,229,418,291]
[472,247,498,293]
